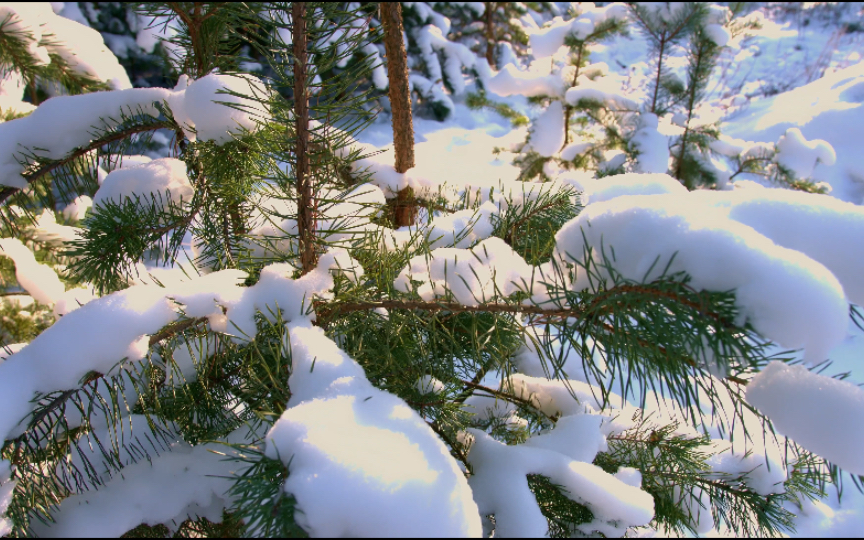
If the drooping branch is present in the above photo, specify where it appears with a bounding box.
[380,2,417,227]
[318,298,580,319]
[293,2,317,275]
[319,283,733,327]
[316,290,747,386]
[0,119,175,207]
[6,316,208,450]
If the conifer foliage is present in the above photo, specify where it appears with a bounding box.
[0,2,863,538]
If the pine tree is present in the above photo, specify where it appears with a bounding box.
[0,2,863,538]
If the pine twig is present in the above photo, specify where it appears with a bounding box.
[0,120,174,207]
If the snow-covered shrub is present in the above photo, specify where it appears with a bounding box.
[1,2,863,538]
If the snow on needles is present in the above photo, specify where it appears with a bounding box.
[93,158,193,210]
[0,87,170,189]
[167,73,270,144]
[528,3,629,59]
[746,361,864,476]
[0,251,448,533]
[0,284,178,443]
[0,3,131,90]
[467,423,653,537]
[394,237,535,306]
[31,441,237,538]
[486,63,568,99]
[0,237,65,305]
[466,374,654,538]
[554,188,849,363]
[265,323,481,537]
[387,171,859,363]
[0,74,267,189]
[0,245,487,534]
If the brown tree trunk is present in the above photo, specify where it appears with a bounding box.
[484,2,496,69]
[293,2,317,274]
[380,2,417,227]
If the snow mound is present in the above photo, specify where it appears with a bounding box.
[630,113,670,173]
[394,237,534,306]
[0,237,65,305]
[167,74,270,144]
[775,127,836,179]
[266,323,481,537]
[528,101,565,157]
[747,361,864,476]
[691,188,864,305]
[555,193,848,362]
[575,172,686,205]
[93,158,193,209]
[723,61,864,202]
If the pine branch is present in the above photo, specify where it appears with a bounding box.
[459,379,555,415]
[147,317,209,346]
[0,119,174,207]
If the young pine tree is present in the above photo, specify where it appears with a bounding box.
[1,2,863,538]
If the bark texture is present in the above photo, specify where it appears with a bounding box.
[293,2,317,274]
[484,2,496,68]
[381,2,417,226]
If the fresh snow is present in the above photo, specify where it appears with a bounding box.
[555,192,848,362]
[93,157,193,210]
[0,3,131,90]
[746,361,864,477]
[265,323,482,537]
[527,100,565,157]
[723,61,864,203]
[467,427,653,538]
[168,73,269,144]
[0,237,65,305]
[0,74,267,190]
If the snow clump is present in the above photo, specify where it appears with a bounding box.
[93,158,193,210]
[746,361,864,476]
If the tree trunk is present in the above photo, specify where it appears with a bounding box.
[380,2,417,227]
[484,2,496,69]
[293,2,317,274]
